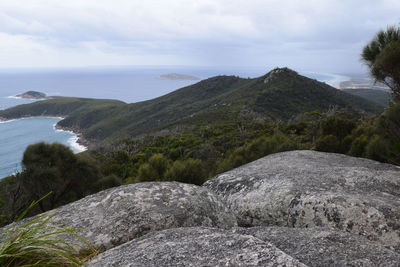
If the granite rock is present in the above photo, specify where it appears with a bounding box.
[204,150,400,251]
[235,226,400,266]
[88,227,307,267]
[3,182,237,252]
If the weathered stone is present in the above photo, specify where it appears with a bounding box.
[3,182,236,251]
[204,150,400,251]
[87,227,307,267]
[235,226,400,266]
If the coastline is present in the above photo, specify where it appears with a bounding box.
[328,74,351,89]
[7,95,47,100]
[0,115,65,124]
[300,71,351,89]
[0,116,89,153]
[53,124,93,151]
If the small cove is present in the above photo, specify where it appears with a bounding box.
[0,117,86,178]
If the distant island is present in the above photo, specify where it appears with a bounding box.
[16,91,48,99]
[156,73,200,81]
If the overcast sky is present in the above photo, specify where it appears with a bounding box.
[0,0,399,73]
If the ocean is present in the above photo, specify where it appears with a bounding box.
[0,66,348,178]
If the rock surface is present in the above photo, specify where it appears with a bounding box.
[88,227,306,267]
[204,150,400,251]
[11,182,236,251]
[235,226,400,266]
[3,150,400,265]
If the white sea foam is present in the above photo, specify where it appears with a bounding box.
[0,119,17,124]
[50,120,87,153]
[7,95,46,100]
[67,135,87,153]
[7,95,23,99]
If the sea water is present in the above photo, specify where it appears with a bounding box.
[0,117,86,178]
[0,66,348,178]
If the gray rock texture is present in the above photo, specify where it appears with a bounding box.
[87,227,306,267]
[235,226,400,266]
[204,150,400,251]
[6,182,236,251]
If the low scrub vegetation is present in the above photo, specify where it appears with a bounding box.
[1,103,399,228]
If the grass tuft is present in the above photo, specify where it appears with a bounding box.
[0,193,97,266]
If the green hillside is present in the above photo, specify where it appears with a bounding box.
[0,68,383,144]
[0,97,125,119]
[342,88,391,107]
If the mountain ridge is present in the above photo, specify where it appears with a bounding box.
[0,67,383,145]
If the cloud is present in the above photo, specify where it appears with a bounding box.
[0,0,398,72]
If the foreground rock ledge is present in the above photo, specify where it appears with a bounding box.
[88,227,306,267]
[235,226,400,267]
[4,182,237,251]
[204,150,400,251]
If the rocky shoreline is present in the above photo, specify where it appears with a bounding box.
[54,124,95,150]
[0,115,93,152]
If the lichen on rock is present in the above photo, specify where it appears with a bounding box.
[204,150,400,251]
[87,227,306,267]
[235,226,400,267]
[3,182,237,252]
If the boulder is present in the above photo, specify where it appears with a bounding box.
[3,182,236,251]
[235,226,400,266]
[204,150,400,251]
[87,227,306,267]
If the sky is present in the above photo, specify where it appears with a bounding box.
[0,0,399,73]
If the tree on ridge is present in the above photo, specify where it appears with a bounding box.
[362,25,400,100]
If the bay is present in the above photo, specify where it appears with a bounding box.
[0,117,86,178]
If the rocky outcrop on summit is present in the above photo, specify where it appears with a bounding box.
[12,182,236,251]
[204,150,400,251]
[88,227,306,267]
[263,67,297,84]
[235,226,400,266]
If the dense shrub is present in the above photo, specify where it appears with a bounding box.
[20,143,105,212]
[217,133,300,173]
[320,115,357,139]
[349,135,369,156]
[165,159,206,185]
[315,134,339,153]
[0,143,121,225]
[137,154,170,182]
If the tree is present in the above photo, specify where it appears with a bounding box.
[165,159,206,185]
[315,134,340,153]
[137,153,170,182]
[371,102,400,165]
[20,143,111,212]
[362,25,400,100]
